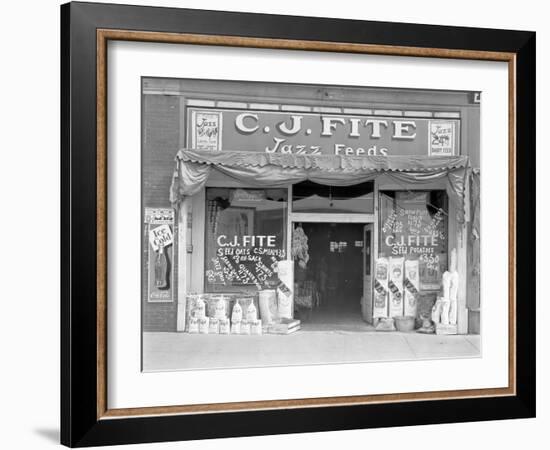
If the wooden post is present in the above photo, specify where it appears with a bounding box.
[286,185,292,261]
[456,224,469,334]
[456,173,471,334]
[176,199,189,332]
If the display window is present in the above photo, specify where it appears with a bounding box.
[378,190,448,290]
[204,188,288,292]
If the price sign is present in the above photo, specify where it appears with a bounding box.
[379,191,448,290]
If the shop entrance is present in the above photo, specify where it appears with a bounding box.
[293,222,373,330]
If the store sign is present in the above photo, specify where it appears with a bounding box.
[379,192,447,256]
[379,192,448,290]
[145,208,175,303]
[189,107,459,156]
[207,233,286,290]
[204,203,286,291]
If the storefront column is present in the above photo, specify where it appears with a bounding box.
[456,223,469,334]
[456,176,472,335]
[447,183,469,335]
[176,199,190,332]
[286,185,293,261]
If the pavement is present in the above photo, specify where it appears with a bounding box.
[142,327,481,372]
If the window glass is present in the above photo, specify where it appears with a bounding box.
[205,188,287,292]
[378,190,448,290]
[292,181,374,214]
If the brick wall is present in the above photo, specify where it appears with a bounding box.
[142,94,180,332]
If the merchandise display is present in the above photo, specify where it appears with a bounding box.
[268,318,301,334]
[199,317,210,334]
[188,317,199,334]
[240,321,251,335]
[404,259,419,317]
[184,292,302,336]
[259,289,278,324]
[277,260,294,319]
[219,318,231,334]
[389,257,405,318]
[374,257,389,318]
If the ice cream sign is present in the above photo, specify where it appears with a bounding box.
[189,108,459,156]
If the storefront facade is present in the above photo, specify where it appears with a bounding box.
[142,78,480,335]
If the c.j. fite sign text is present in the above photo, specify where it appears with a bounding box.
[189,108,459,156]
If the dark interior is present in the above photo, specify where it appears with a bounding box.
[294,222,365,329]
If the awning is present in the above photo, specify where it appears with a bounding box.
[169,149,472,222]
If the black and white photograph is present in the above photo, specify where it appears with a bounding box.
[141,78,481,371]
[0,0,540,447]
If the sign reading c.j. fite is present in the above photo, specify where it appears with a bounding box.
[188,108,459,156]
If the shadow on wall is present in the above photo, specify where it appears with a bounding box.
[33,428,59,444]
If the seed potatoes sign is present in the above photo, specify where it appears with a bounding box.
[379,192,447,257]
[189,108,459,156]
[379,192,448,290]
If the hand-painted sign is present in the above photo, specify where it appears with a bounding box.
[379,192,447,256]
[206,235,286,291]
[188,108,459,156]
[379,192,448,290]
[204,205,286,291]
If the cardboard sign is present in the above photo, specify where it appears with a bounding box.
[148,224,173,251]
[373,257,389,318]
[429,120,456,156]
[404,259,420,317]
[388,257,404,318]
[190,110,222,151]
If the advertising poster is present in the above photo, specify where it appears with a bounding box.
[429,120,456,156]
[145,207,175,303]
[191,110,222,150]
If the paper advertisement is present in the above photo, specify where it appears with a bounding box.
[192,110,222,151]
[429,120,455,156]
[373,257,389,318]
[276,260,294,319]
[388,257,404,318]
[404,259,420,317]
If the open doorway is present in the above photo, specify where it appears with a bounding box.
[293,222,373,331]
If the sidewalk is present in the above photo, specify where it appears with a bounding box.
[142,329,481,372]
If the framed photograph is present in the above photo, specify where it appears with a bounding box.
[61,1,535,447]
